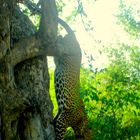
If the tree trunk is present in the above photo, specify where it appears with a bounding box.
[14,56,55,140]
[0,0,58,139]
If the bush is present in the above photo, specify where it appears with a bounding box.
[50,46,140,140]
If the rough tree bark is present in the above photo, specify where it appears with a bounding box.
[0,0,58,139]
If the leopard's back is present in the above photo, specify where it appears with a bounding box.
[54,18,92,140]
[54,53,81,110]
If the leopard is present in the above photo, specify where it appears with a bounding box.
[53,18,92,140]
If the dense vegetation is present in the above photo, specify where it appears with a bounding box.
[81,46,140,140]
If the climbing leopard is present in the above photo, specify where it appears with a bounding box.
[54,18,92,140]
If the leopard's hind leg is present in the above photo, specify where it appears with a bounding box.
[72,114,92,140]
[54,110,67,140]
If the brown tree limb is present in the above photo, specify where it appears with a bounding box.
[23,0,41,14]
[4,0,58,66]
[6,36,44,66]
[5,35,60,66]
[39,0,58,44]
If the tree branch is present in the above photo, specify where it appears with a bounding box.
[6,36,41,66]
[5,35,60,66]
[23,0,41,14]
[38,0,58,44]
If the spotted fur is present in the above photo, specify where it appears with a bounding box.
[54,18,92,140]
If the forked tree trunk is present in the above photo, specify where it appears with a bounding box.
[0,0,57,139]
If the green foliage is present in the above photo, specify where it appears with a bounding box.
[49,69,58,116]
[19,3,40,30]
[56,0,66,13]
[80,45,140,140]
[117,0,140,38]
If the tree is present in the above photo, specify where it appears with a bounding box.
[117,0,140,38]
[0,0,60,139]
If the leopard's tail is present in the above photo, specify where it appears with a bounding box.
[57,17,75,37]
